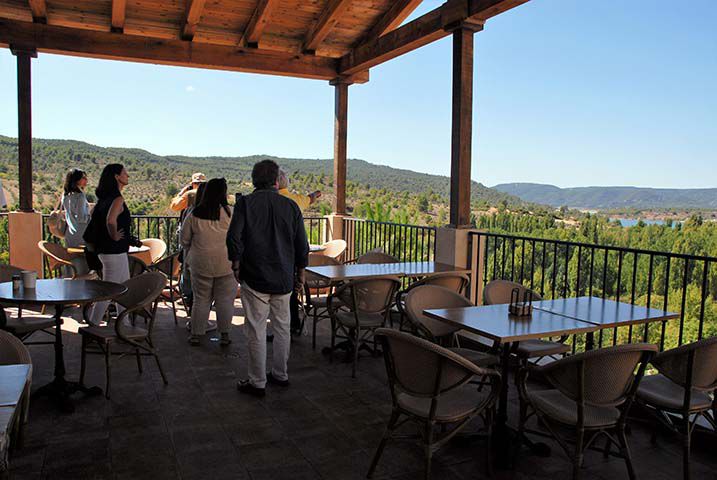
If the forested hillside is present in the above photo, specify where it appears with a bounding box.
[0,136,525,226]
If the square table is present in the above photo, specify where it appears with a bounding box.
[424,303,600,458]
[306,261,469,282]
[533,296,679,328]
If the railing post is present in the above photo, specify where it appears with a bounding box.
[470,233,487,305]
[324,214,345,242]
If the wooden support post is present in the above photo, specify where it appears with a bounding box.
[331,79,349,215]
[12,46,36,213]
[448,22,481,228]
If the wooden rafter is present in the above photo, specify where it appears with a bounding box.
[363,0,422,42]
[340,0,528,75]
[0,18,339,80]
[111,0,127,33]
[241,0,278,48]
[303,0,352,54]
[182,0,207,41]
[27,0,46,23]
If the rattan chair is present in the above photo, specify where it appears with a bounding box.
[303,254,342,349]
[636,336,717,480]
[328,276,401,377]
[0,329,32,438]
[79,272,168,398]
[403,285,498,368]
[128,255,148,278]
[395,272,470,331]
[149,251,185,325]
[141,238,167,264]
[37,241,81,278]
[517,343,657,480]
[368,328,501,480]
[356,251,399,264]
[483,279,570,363]
[320,239,347,259]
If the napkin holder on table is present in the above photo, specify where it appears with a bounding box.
[509,287,533,317]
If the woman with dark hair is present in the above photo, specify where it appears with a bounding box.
[62,168,90,248]
[180,178,237,346]
[85,163,134,326]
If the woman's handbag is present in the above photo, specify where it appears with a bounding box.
[47,196,67,239]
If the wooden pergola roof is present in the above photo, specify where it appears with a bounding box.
[0,0,527,81]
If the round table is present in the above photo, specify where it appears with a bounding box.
[0,279,127,412]
[129,245,153,265]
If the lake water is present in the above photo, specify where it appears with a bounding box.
[610,218,668,227]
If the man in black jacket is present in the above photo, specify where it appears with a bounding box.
[227,160,309,397]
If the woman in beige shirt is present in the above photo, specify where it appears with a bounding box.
[180,178,237,346]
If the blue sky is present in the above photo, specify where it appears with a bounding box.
[0,0,715,189]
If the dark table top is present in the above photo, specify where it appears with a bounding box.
[533,296,679,328]
[423,303,599,344]
[0,279,127,306]
[306,261,470,281]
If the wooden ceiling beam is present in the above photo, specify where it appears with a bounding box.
[340,0,529,75]
[111,0,127,33]
[27,0,47,23]
[182,0,207,41]
[0,18,339,80]
[241,0,279,48]
[303,0,352,54]
[363,0,423,42]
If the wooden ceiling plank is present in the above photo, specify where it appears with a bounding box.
[303,0,352,54]
[0,18,339,80]
[364,0,422,41]
[111,0,127,33]
[241,0,279,48]
[182,0,207,41]
[340,0,529,75]
[27,0,46,23]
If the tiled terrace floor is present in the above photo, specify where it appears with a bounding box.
[6,301,717,480]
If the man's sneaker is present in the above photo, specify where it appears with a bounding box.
[237,380,265,398]
[267,373,289,387]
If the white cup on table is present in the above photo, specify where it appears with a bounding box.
[21,270,37,289]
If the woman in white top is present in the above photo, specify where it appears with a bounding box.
[62,169,91,275]
[62,169,91,248]
[180,178,237,346]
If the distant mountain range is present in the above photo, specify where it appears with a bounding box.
[493,183,717,210]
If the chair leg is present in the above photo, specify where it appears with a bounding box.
[329,323,336,363]
[682,415,691,480]
[352,328,360,378]
[424,422,435,480]
[104,343,112,400]
[617,425,637,480]
[312,309,318,350]
[79,336,87,385]
[170,290,178,325]
[153,346,168,385]
[367,411,400,479]
[572,428,584,480]
[135,348,143,374]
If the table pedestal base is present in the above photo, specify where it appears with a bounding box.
[33,378,103,414]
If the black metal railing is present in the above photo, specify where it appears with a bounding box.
[0,213,329,276]
[304,216,327,245]
[470,231,717,352]
[343,217,436,263]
